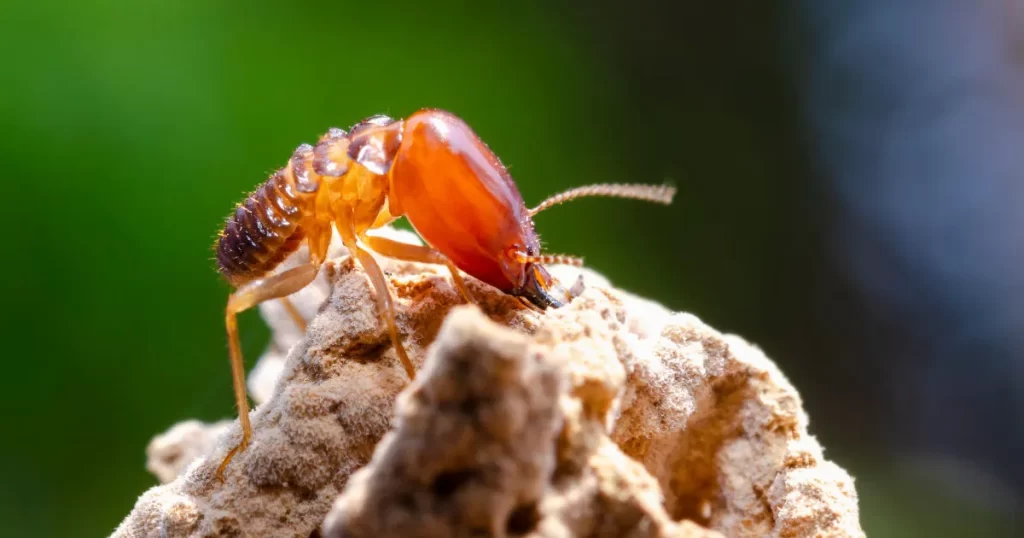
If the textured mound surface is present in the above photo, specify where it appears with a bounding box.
[113,228,864,538]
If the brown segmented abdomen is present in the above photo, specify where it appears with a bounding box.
[216,166,312,286]
[215,127,356,286]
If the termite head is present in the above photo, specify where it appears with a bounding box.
[520,262,589,309]
[501,237,583,310]
[388,108,676,311]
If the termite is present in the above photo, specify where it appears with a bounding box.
[213,108,675,479]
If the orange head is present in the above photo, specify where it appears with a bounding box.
[385,108,675,309]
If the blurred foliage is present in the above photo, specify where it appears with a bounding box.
[0,1,1015,536]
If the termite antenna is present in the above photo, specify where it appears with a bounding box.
[528,183,676,217]
[515,251,585,267]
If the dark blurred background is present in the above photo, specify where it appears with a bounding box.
[1,0,1020,536]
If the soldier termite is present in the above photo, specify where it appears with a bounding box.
[213,108,675,479]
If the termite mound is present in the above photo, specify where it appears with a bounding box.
[211,108,675,478]
[115,229,865,538]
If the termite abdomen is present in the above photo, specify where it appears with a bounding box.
[215,170,308,286]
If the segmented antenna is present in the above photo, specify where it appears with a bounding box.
[514,251,585,267]
[529,183,676,217]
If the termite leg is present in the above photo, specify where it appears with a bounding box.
[337,215,415,379]
[360,234,473,303]
[353,245,415,379]
[279,296,307,332]
[217,226,330,481]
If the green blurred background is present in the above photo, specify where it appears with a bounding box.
[1,1,1019,536]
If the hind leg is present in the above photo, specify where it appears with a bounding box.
[217,226,330,481]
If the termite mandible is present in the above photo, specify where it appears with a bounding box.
[213,108,675,479]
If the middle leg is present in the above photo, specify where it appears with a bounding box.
[360,234,473,303]
[335,212,416,379]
